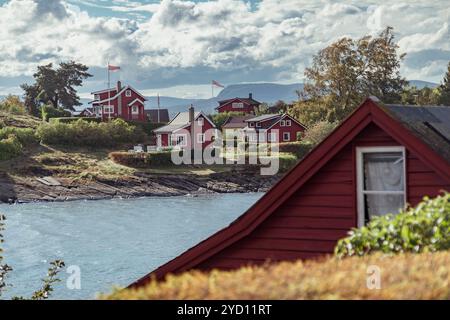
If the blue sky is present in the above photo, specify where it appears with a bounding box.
[0,0,449,99]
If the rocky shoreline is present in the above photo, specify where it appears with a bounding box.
[0,171,280,204]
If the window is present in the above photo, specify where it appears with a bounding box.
[256,122,261,128]
[248,133,258,142]
[285,120,292,126]
[356,147,406,227]
[103,105,114,113]
[283,132,290,141]
[132,105,139,114]
[197,117,204,126]
[268,132,277,142]
[232,102,244,109]
[175,134,187,147]
[249,122,255,127]
[125,90,132,97]
[94,94,100,100]
[280,120,286,127]
[197,133,205,143]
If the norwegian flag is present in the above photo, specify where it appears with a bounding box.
[212,80,225,88]
[108,65,121,72]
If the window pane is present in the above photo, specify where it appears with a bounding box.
[365,194,404,219]
[363,152,404,191]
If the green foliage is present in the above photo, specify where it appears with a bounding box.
[291,27,407,124]
[302,121,338,145]
[0,127,39,146]
[277,153,299,172]
[41,105,72,121]
[37,118,146,147]
[0,214,64,300]
[21,61,92,111]
[130,121,166,136]
[110,151,173,168]
[0,135,23,161]
[335,193,450,258]
[210,111,245,128]
[0,95,27,115]
[401,86,440,105]
[278,141,313,159]
[49,117,101,124]
[438,61,450,106]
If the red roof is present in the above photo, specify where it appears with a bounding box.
[129,97,450,288]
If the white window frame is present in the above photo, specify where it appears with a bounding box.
[249,122,255,128]
[94,94,100,100]
[197,133,205,143]
[285,119,292,126]
[125,89,132,97]
[283,132,290,141]
[280,120,286,127]
[103,105,114,114]
[256,122,261,128]
[232,102,244,109]
[175,134,187,147]
[131,105,139,114]
[356,146,407,227]
[197,117,204,126]
[268,132,277,142]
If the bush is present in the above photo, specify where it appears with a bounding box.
[41,105,71,121]
[0,135,23,161]
[109,151,173,168]
[49,117,101,124]
[210,112,245,128]
[0,95,27,115]
[335,193,450,257]
[0,127,39,146]
[37,118,146,147]
[302,121,338,145]
[278,141,313,159]
[101,251,450,300]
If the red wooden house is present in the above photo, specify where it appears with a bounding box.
[216,93,261,114]
[243,113,307,143]
[131,97,450,287]
[154,106,216,150]
[90,81,147,121]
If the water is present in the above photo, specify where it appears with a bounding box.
[0,193,263,300]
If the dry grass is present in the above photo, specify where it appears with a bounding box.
[102,251,450,300]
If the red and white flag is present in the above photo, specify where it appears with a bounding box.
[108,65,121,72]
[212,80,224,88]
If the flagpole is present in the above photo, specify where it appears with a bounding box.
[107,62,111,121]
[211,81,214,98]
[157,93,160,123]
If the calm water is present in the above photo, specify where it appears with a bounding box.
[0,193,263,300]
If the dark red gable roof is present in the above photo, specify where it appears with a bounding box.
[129,97,450,288]
[217,97,261,108]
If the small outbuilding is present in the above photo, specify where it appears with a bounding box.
[131,97,450,287]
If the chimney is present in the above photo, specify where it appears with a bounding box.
[249,93,253,100]
[189,104,195,124]
[117,81,122,91]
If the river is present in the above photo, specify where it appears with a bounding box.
[0,193,263,300]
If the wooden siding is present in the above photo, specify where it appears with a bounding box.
[196,123,450,270]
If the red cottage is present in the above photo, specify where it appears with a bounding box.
[90,81,147,122]
[216,93,261,114]
[131,97,450,287]
[243,113,307,143]
[154,106,217,150]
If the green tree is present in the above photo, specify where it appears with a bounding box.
[438,61,450,105]
[210,111,245,128]
[401,86,440,105]
[0,95,27,115]
[21,61,92,111]
[291,27,407,125]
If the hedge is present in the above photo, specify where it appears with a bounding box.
[277,141,313,159]
[101,251,450,300]
[49,117,101,124]
[37,118,146,147]
[335,192,450,257]
[41,105,72,121]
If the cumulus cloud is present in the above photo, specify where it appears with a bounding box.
[0,0,449,91]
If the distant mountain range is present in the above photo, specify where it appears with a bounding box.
[5,80,440,116]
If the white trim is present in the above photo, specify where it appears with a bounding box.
[197,133,205,143]
[175,134,188,147]
[125,89,132,97]
[195,112,216,128]
[356,146,407,227]
[232,102,244,109]
[197,117,204,126]
[128,98,145,106]
[285,119,292,126]
[266,114,307,131]
[256,122,261,128]
[91,88,116,95]
[283,132,291,141]
[93,85,147,104]
[280,120,286,127]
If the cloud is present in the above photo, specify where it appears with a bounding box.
[0,0,449,93]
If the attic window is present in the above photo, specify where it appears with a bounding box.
[125,90,132,97]
[232,102,244,108]
[94,94,100,100]
[285,119,292,126]
[197,117,204,126]
[356,147,406,227]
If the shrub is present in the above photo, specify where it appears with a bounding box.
[278,141,313,159]
[335,193,450,258]
[210,112,245,128]
[49,117,101,124]
[0,135,23,161]
[109,151,173,168]
[0,95,27,115]
[37,118,146,147]
[302,121,338,145]
[41,105,71,121]
[0,127,39,146]
[101,251,450,300]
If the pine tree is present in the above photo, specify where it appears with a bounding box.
[439,62,450,106]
